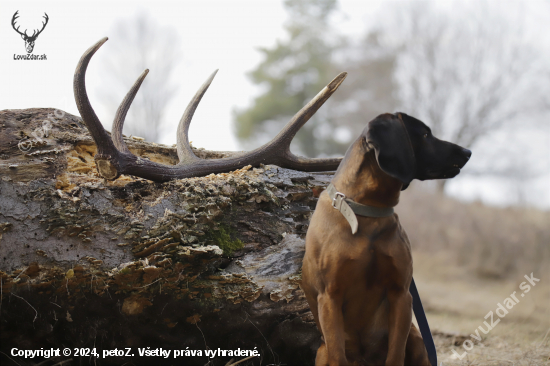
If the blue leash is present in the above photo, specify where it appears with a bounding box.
[410,277,437,366]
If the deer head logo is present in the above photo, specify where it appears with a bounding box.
[12,11,49,54]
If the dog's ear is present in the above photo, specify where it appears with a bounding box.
[366,114,415,187]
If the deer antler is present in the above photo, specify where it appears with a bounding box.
[74,37,345,182]
[11,11,25,37]
[30,13,49,39]
[11,11,49,39]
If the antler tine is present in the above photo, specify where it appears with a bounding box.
[73,37,118,157]
[279,73,347,147]
[176,69,219,164]
[112,69,150,154]
[259,72,347,171]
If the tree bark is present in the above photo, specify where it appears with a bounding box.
[0,108,331,366]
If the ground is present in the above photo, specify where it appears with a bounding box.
[413,251,550,366]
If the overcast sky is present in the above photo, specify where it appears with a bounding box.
[2,0,383,151]
[1,0,549,209]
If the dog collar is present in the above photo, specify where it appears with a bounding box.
[326,183,394,234]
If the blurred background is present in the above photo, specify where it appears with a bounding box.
[1,1,549,363]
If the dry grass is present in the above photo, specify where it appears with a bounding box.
[397,187,550,365]
[399,185,550,280]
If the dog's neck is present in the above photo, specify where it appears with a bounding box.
[331,137,403,208]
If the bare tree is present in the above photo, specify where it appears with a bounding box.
[97,13,180,143]
[375,1,550,193]
[330,31,400,145]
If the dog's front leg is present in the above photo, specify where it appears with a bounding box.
[386,288,413,365]
[317,292,348,366]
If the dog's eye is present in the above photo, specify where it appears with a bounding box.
[423,133,428,138]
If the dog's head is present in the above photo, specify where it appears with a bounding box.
[365,113,471,190]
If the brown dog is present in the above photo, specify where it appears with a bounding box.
[302,113,471,365]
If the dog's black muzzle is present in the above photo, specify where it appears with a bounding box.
[424,145,471,180]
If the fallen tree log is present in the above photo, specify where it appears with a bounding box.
[0,108,333,366]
